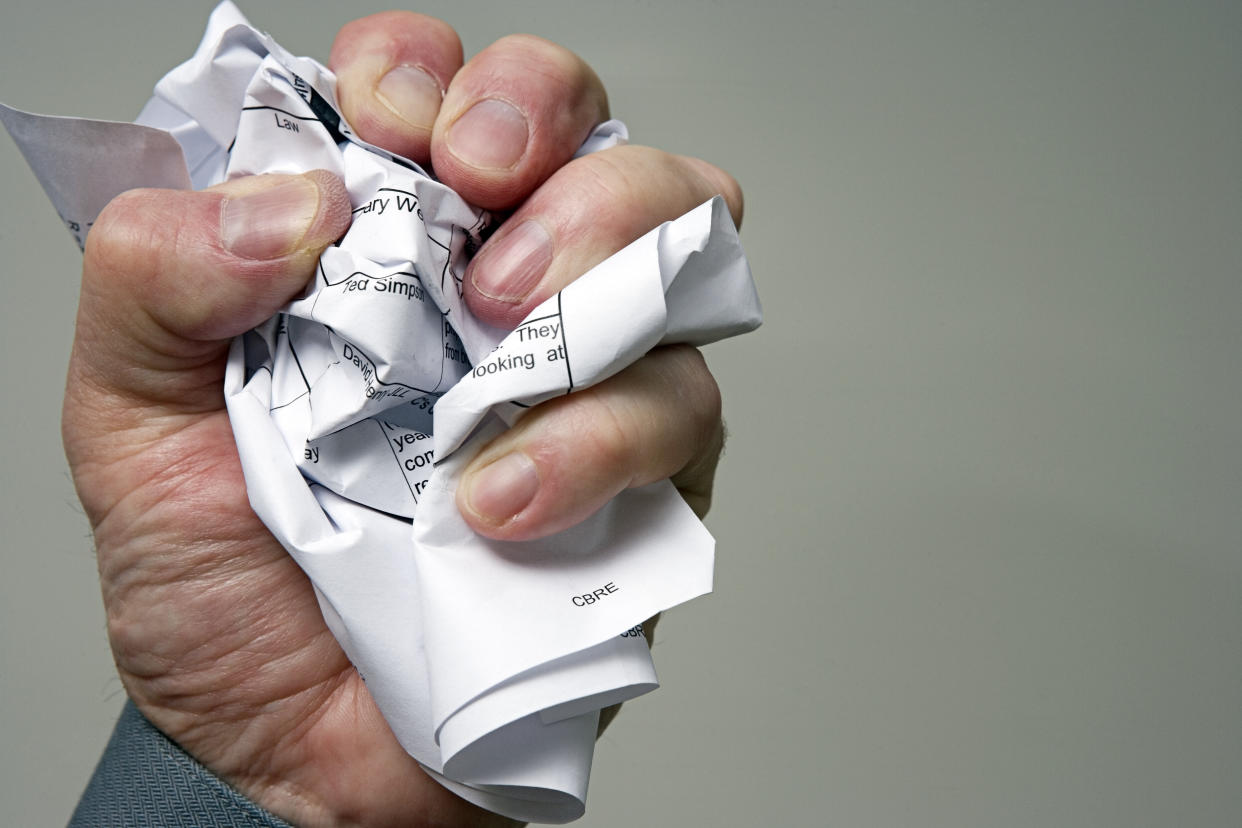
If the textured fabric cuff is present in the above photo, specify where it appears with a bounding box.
[69,700,294,828]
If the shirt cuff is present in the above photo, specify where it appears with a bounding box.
[70,700,294,828]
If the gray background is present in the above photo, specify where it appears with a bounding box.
[2,1,1239,826]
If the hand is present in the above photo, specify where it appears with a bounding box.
[65,12,742,827]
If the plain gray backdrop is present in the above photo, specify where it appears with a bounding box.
[2,1,1239,826]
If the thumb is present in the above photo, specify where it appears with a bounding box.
[71,171,350,411]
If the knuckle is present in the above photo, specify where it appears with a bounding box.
[682,348,724,430]
[531,149,664,256]
[333,12,459,64]
[658,345,723,442]
[487,34,583,76]
[678,155,744,226]
[570,147,647,204]
[561,388,638,479]
[606,143,679,173]
[566,146,741,229]
[568,146,681,214]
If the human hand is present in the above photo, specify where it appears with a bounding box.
[65,12,742,827]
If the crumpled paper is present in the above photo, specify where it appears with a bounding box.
[2,2,761,821]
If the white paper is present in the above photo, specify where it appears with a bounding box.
[2,3,761,822]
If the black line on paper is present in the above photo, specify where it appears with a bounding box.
[557,291,574,393]
[378,420,418,504]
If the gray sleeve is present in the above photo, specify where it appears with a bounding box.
[69,701,295,828]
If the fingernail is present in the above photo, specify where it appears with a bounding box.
[222,176,319,260]
[465,452,539,523]
[470,220,553,303]
[447,98,528,170]
[376,65,442,130]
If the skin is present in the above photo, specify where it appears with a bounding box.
[64,12,743,827]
